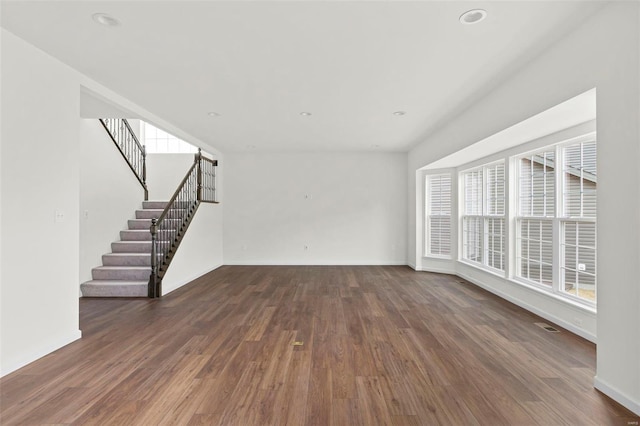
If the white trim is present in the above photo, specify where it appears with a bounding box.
[407,262,418,270]
[1,330,82,377]
[594,376,640,417]
[424,254,452,260]
[456,268,597,343]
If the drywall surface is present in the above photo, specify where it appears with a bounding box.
[146,153,199,201]
[1,30,81,375]
[161,202,223,295]
[79,119,146,285]
[408,2,640,415]
[224,151,407,265]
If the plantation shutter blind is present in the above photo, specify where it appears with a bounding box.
[427,175,451,256]
[486,163,506,270]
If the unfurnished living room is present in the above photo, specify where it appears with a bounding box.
[1,1,640,425]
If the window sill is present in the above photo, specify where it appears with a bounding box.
[423,254,453,260]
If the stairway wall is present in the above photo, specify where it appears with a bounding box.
[161,202,223,295]
[1,29,82,376]
[146,153,196,200]
[79,119,145,286]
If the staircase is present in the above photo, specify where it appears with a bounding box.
[84,118,218,298]
[81,201,168,297]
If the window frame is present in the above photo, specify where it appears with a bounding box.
[460,160,506,275]
[513,134,597,308]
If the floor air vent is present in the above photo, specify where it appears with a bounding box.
[535,322,560,333]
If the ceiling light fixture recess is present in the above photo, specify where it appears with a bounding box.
[300,112,312,116]
[393,111,406,116]
[92,13,121,27]
[207,112,220,117]
[459,9,487,25]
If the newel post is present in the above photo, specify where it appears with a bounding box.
[149,217,159,298]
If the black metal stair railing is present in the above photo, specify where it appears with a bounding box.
[99,118,148,200]
[148,149,218,298]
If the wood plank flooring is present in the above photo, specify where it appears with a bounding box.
[1,266,638,425]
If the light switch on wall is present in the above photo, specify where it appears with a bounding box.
[54,209,65,223]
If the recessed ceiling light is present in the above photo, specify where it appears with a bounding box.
[246,145,256,149]
[459,9,487,25]
[371,144,381,149]
[207,112,220,117]
[300,112,312,116]
[92,13,121,27]
[393,111,406,116]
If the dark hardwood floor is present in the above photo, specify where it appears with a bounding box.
[1,266,638,425]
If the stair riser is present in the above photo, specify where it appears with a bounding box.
[135,210,163,220]
[92,268,151,281]
[103,254,152,266]
[135,210,188,220]
[142,201,169,209]
[128,219,184,230]
[111,241,152,253]
[128,219,152,230]
[120,230,177,241]
[81,282,147,298]
[120,230,151,241]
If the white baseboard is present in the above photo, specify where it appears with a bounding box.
[1,329,82,377]
[407,262,417,270]
[594,376,640,416]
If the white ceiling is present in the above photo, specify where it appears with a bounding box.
[1,1,604,153]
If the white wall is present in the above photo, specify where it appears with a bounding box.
[146,153,197,200]
[1,30,82,375]
[224,152,406,265]
[408,3,640,415]
[161,203,223,295]
[79,119,146,284]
